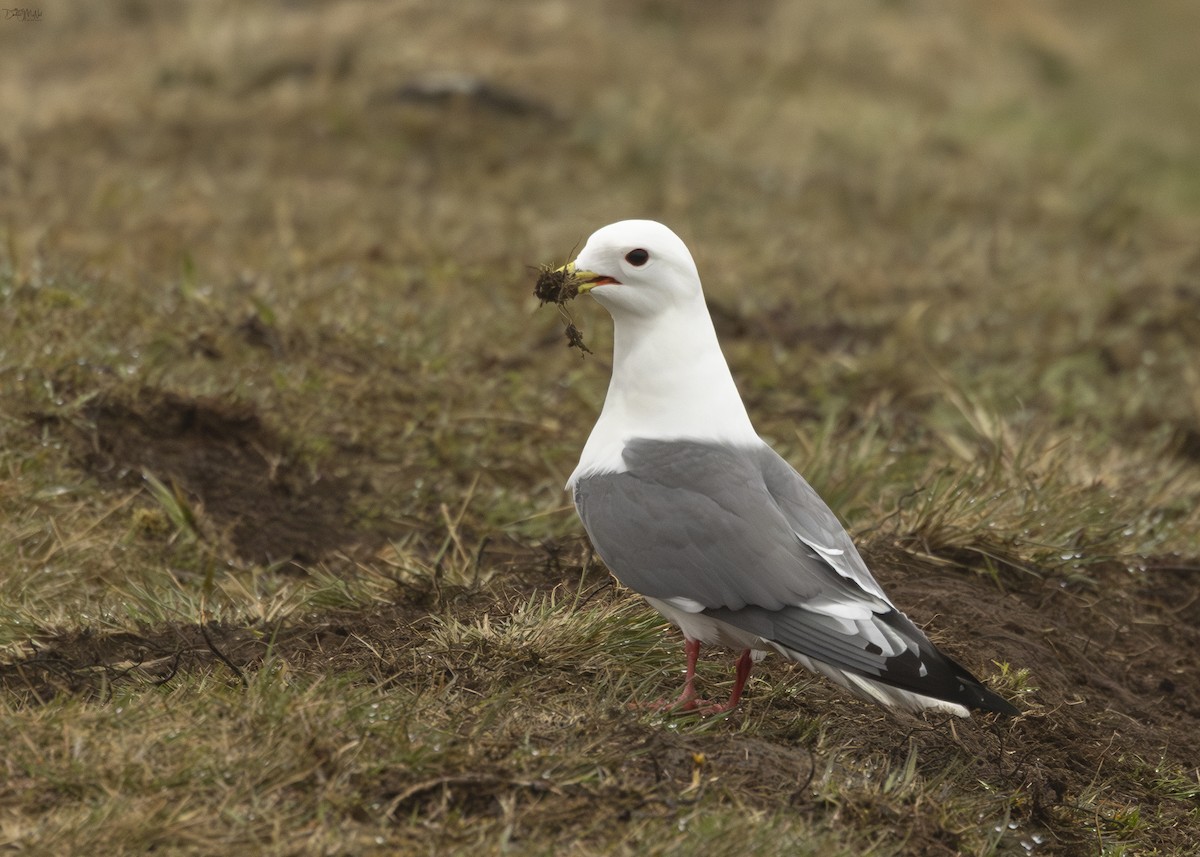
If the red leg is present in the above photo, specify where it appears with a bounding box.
[698,649,753,715]
[665,638,702,711]
[629,638,702,711]
[632,642,754,715]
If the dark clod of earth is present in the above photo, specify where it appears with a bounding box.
[533,264,580,304]
[533,263,591,355]
[563,322,592,355]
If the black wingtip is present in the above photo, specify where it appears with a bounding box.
[968,683,1021,717]
[874,610,1022,716]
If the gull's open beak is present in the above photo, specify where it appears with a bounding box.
[556,262,619,292]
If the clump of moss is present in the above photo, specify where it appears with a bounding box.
[533,264,591,355]
[533,264,581,304]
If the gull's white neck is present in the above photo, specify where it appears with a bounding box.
[569,299,758,485]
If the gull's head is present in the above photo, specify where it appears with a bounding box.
[563,220,702,319]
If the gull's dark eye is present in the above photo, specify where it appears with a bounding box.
[625,248,650,266]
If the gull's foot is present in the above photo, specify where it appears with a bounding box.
[694,698,738,716]
[629,693,737,716]
[627,685,699,713]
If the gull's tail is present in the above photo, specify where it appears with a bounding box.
[775,608,1021,717]
[705,602,1021,718]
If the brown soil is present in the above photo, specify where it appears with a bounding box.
[0,604,426,705]
[861,549,1200,854]
[47,389,377,566]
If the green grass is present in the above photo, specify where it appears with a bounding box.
[2,0,1200,854]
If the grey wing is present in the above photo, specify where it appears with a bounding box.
[756,444,890,602]
[573,439,866,611]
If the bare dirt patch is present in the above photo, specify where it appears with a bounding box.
[0,605,425,707]
[47,388,376,565]
[861,548,1200,855]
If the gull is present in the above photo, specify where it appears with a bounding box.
[560,220,1018,718]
